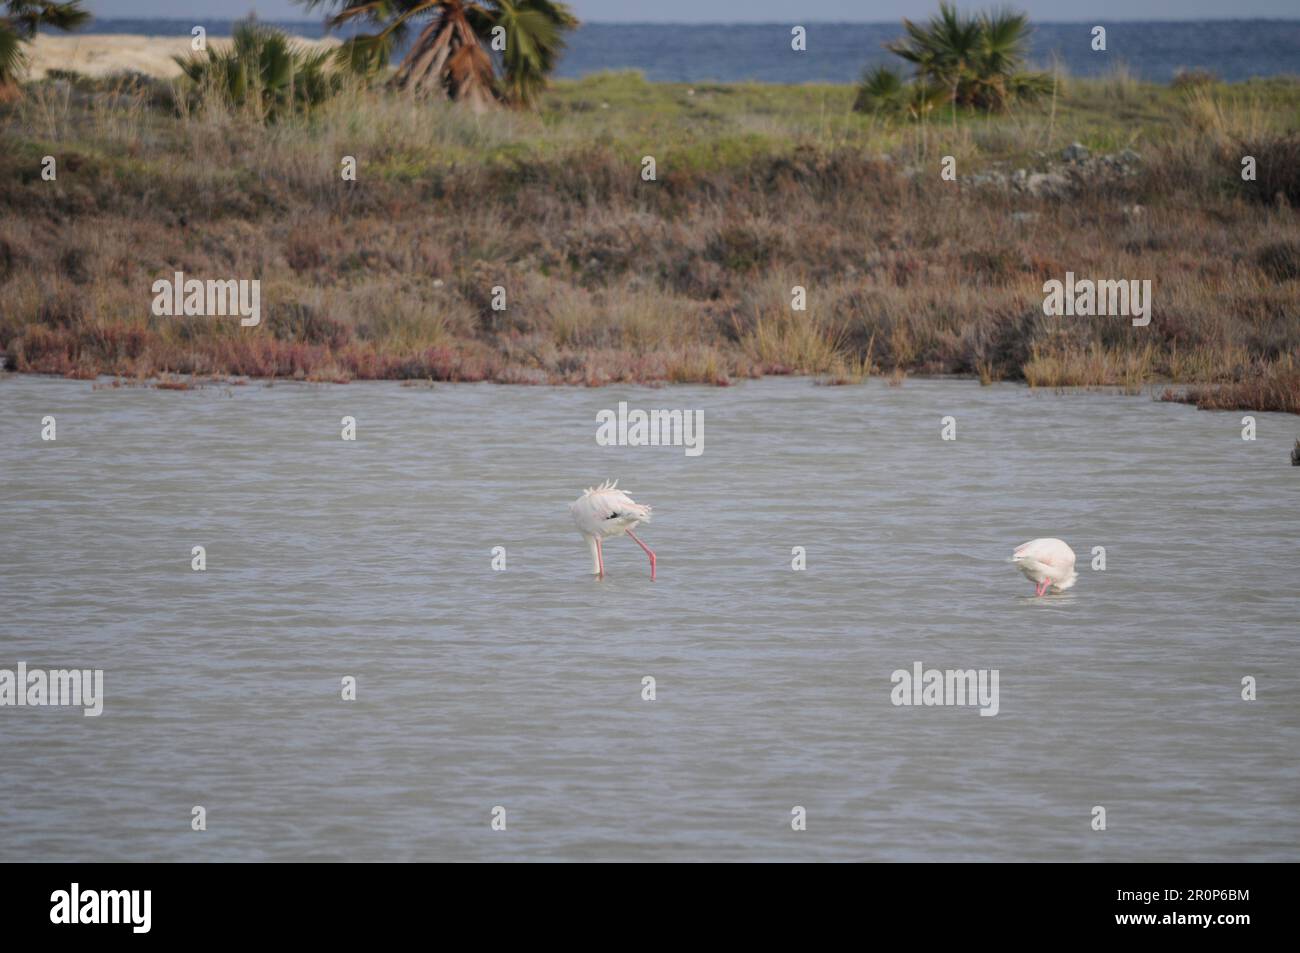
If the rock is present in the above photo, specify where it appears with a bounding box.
[969,171,1008,190]
[1118,148,1142,165]
[1027,172,1071,199]
[1062,142,1090,162]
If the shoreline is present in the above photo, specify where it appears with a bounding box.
[0,366,1287,419]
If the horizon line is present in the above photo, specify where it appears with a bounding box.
[79,16,1300,25]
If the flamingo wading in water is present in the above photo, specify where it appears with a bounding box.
[1012,538,1078,596]
[571,480,655,580]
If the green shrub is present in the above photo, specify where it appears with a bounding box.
[1238,133,1300,206]
[1256,241,1300,282]
[173,19,342,120]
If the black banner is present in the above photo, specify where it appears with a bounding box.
[5,864,1279,939]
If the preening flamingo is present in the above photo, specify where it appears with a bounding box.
[1012,538,1078,596]
[571,480,655,580]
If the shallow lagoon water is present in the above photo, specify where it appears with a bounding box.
[1,374,1296,861]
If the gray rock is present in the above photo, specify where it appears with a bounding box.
[969,172,1009,190]
[1027,172,1072,199]
[1062,142,1090,163]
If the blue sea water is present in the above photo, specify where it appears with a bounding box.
[85,19,1300,84]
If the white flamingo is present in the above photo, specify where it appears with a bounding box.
[571,480,655,580]
[1012,538,1078,596]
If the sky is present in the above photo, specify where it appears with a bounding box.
[81,1,1300,22]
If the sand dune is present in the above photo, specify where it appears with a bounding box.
[27,33,341,81]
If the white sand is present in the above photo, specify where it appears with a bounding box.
[27,33,341,80]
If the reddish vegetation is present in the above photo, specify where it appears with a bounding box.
[1161,360,1300,415]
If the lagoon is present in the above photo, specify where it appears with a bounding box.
[1,374,1296,861]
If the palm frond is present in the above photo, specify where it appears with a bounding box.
[0,21,29,89]
[852,64,905,115]
[0,0,89,95]
[492,0,576,107]
[305,0,576,107]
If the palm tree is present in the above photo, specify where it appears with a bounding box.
[888,3,979,111]
[971,8,1028,109]
[0,0,90,101]
[173,20,341,121]
[885,3,1049,113]
[302,0,577,109]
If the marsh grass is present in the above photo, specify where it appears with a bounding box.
[1023,341,1156,393]
[1163,355,1300,414]
[0,71,1297,407]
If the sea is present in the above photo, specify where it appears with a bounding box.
[83,18,1300,83]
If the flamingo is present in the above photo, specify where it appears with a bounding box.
[1011,538,1078,596]
[571,480,655,580]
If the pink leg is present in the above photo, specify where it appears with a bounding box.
[626,530,656,581]
[1035,579,1048,597]
[596,538,604,578]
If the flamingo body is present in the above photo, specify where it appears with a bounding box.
[1012,538,1078,596]
[571,480,655,579]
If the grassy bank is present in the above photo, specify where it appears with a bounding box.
[1,68,1298,411]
